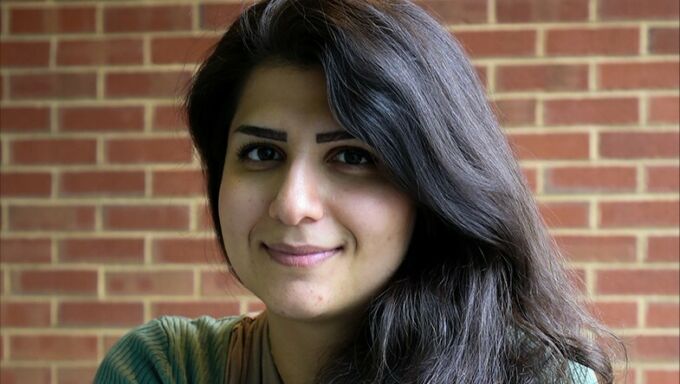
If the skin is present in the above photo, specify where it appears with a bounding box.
[218,63,417,383]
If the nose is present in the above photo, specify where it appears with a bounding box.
[268,161,325,226]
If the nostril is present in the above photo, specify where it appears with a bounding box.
[268,187,325,225]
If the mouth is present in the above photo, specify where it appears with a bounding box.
[262,243,343,267]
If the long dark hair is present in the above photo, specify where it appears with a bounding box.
[184,0,623,382]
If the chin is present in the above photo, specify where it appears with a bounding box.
[267,301,332,321]
[262,289,338,321]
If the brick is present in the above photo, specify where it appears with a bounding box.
[600,201,679,228]
[544,98,638,126]
[0,107,50,132]
[454,30,536,58]
[645,370,680,383]
[0,41,50,67]
[59,237,144,264]
[58,301,144,327]
[152,169,204,197]
[11,335,98,361]
[546,27,639,56]
[1,301,51,327]
[630,335,679,361]
[197,203,215,231]
[152,237,223,264]
[247,300,266,314]
[545,166,637,193]
[103,335,121,353]
[538,201,590,228]
[106,271,194,295]
[151,36,218,64]
[57,367,98,384]
[596,269,679,295]
[646,302,679,328]
[151,301,240,319]
[200,3,243,29]
[555,235,636,262]
[105,71,192,99]
[103,205,190,231]
[414,0,488,24]
[599,0,679,20]
[201,270,249,296]
[11,138,97,165]
[60,106,144,132]
[496,64,588,92]
[646,165,679,192]
[0,172,51,197]
[649,27,680,54]
[590,301,638,328]
[599,61,679,90]
[104,5,193,32]
[152,104,186,131]
[9,205,95,232]
[600,132,679,159]
[0,367,51,384]
[496,0,588,22]
[474,65,488,87]
[10,73,97,100]
[492,99,536,126]
[59,170,145,197]
[0,237,52,263]
[520,167,537,193]
[57,38,143,66]
[647,236,679,262]
[10,7,96,34]
[12,270,98,295]
[508,133,589,160]
[649,95,680,124]
[566,267,587,294]
[105,137,193,164]
[614,368,637,384]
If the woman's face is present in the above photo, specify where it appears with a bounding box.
[218,64,416,321]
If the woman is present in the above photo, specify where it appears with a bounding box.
[94,0,622,383]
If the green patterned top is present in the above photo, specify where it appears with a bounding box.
[93,312,599,384]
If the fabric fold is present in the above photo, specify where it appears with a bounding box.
[226,311,283,384]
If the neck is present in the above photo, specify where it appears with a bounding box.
[266,310,362,384]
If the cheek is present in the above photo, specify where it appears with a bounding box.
[337,182,416,254]
[218,176,268,245]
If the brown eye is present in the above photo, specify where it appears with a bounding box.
[237,143,283,162]
[331,147,376,166]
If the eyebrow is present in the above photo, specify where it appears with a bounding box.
[234,125,356,143]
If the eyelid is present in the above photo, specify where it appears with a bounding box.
[326,146,377,166]
[236,141,285,162]
[235,141,376,167]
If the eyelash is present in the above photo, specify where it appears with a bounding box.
[235,141,377,168]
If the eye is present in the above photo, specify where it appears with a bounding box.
[330,147,376,167]
[236,143,284,162]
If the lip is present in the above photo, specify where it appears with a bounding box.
[263,243,342,267]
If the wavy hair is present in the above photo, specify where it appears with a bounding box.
[184,0,624,382]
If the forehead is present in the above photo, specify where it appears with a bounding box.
[240,63,327,99]
[230,64,341,135]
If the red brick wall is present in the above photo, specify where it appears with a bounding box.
[0,1,678,383]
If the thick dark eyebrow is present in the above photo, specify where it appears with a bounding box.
[234,125,355,143]
[235,125,286,141]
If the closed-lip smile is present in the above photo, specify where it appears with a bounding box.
[264,242,342,255]
[263,242,342,267]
